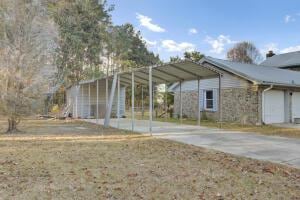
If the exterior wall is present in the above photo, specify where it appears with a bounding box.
[66,79,126,118]
[220,87,261,124]
[174,87,261,124]
[174,91,199,119]
[173,71,262,124]
[172,73,249,93]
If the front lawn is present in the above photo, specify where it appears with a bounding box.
[0,119,299,199]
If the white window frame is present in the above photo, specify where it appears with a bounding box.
[204,90,214,111]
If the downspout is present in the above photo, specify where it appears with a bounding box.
[262,85,273,124]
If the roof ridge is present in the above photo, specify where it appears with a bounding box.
[207,56,262,67]
[208,56,300,73]
[269,50,300,57]
[202,56,300,87]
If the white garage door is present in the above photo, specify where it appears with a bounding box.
[264,90,285,124]
[292,92,300,122]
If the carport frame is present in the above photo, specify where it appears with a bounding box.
[115,60,223,134]
[75,59,223,134]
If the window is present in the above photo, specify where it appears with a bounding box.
[205,90,214,110]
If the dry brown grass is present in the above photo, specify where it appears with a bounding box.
[0,119,299,199]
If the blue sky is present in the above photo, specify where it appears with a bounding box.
[107,0,300,61]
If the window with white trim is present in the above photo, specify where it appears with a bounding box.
[205,90,214,110]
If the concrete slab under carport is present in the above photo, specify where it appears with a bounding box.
[83,118,300,169]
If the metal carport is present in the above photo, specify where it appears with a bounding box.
[77,59,223,135]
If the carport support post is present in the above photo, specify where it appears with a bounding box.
[106,77,108,113]
[117,75,120,128]
[152,83,155,119]
[165,85,168,120]
[81,85,84,118]
[149,66,153,135]
[96,80,99,123]
[88,83,91,118]
[131,71,135,131]
[141,86,144,119]
[197,77,201,126]
[179,81,183,124]
[218,74,223,128]
[75,85,78,118]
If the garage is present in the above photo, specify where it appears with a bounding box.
[292,92,300,122]
[264,90,285,124]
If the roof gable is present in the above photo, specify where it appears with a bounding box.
[201,57,300,87]
[260,51,300,68]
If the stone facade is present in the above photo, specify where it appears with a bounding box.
[174,87,262,124]
[174,91,198,119]
[220,87,261,124]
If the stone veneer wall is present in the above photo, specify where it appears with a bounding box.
[174,87,261,124]
[174,91,198,119]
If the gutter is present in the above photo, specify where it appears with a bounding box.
[261,85,273,124]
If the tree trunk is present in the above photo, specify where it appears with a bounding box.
[6,118,19,133]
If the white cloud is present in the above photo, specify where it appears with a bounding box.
[136,13,166,32]
[285,15,291,23]
[161,40,195,52]
[280,45,300,53]
[261,43,279,54]
[285,15,296,23]
[260,43,300,54]
[205,35,236,54]
[188,28,198,34]
[143,38,157,47]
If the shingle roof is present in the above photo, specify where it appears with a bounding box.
[260,51,300,68]
[202,57,300,87]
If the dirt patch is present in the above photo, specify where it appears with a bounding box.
[0,119,299,199]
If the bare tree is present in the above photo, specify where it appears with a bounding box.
[0,0,56,133]
[227,41,262,64]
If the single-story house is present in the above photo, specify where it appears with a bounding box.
[66,78,126,119]
[169,51,300,124]
[66,51,300,126]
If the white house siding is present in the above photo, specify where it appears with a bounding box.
[66,79,126,119]
[172,73,250,92]
[292,92,300,122]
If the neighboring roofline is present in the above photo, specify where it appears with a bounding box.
[278,64,300,69]
[265,50,300,57]
[168,82,179,92]
[260,63,300,68]
[260,51,300,68]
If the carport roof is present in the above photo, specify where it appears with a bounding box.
[78,57,300,88]
[79,59,221,87]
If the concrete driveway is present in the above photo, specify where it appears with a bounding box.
[84,118,300,169]
[273,123,300,129]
